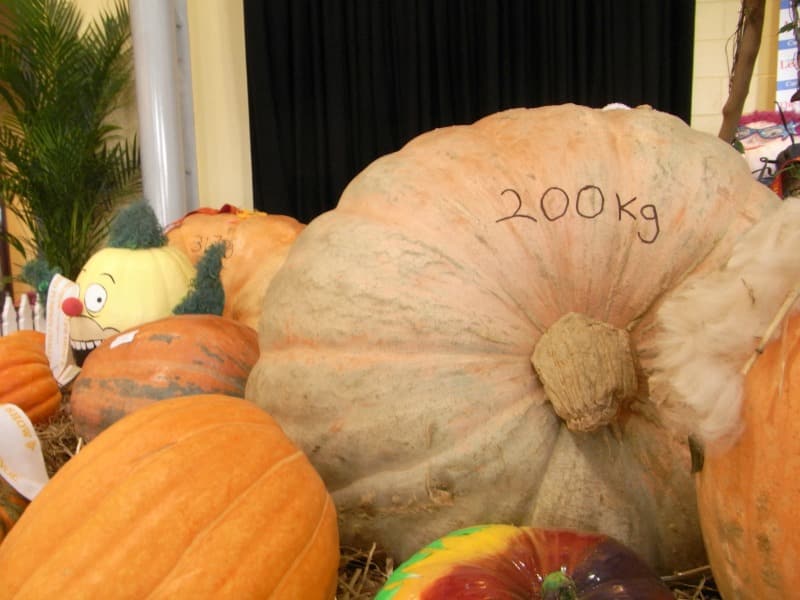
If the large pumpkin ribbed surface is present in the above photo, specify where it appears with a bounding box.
[245,104,779,572]
[0,394,340,599]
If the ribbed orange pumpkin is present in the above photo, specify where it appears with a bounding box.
[693,312,800,599]
[246,103,779,573]
[651,197,800,598]
[70,314,259,441]
[0,330,61,424]
[0,476,28,545]
[166,205,305,329]
[0,394,340,598]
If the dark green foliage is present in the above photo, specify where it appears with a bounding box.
[19,256,59,299]
[172,241,225,316]
[107,199,167,249]
[0,0,140,280]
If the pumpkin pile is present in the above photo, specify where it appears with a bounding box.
[1,103,793,598]
[245,103,778,574]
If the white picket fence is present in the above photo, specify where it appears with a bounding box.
[1,292,46,336]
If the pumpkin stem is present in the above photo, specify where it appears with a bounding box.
[541,570,579,600]
[531,312,639,432]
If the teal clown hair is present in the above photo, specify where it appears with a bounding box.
[109,199,226,315]
[107,199,168,249]
[172,240,226,316]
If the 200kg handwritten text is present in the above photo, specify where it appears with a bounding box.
[495,186,660,244]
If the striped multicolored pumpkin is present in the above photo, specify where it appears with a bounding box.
[377,524,672,599]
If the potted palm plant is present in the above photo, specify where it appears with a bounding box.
[0,0,140,296]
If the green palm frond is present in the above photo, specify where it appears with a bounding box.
[0,0,140,281]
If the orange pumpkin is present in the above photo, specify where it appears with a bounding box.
[166,205,305,329]
[70,314,260,441]
[245,103,779,572]
[693,312,800,599]
[652,197,800,598]
[0,394,340,598]
[0,476,28,545]
[0,330,61,424]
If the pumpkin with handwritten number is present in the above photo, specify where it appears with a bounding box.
[246,103,779,573]
[0,394,340,598]
[166,205,305,329]
[0,330,61,424]
[70,314,259,441]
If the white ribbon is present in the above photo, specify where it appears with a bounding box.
[0,404,50,500]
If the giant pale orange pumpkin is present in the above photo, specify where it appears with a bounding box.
[245,103,780,573]
[653,197,800,598]
[0,330,61,424]
[70,314,259,441]
[166,205,305,329]
[0,394,340,598]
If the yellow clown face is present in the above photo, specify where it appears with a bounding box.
[62,246,195,359]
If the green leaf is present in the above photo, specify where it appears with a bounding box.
[0,0,140,280]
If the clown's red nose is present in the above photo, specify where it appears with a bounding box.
[62,297,84,317]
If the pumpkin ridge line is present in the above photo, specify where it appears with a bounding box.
[5,420,284,592]
[144,449,307,596]
[55,403,261,487]
[328,393,547,500]
[517,411,563,517]
[38,419,274,530]
[259,346,529,359]
[271,493,336,596]
[123,420,285,474]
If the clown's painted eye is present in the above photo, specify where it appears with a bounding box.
[84,283,108,313]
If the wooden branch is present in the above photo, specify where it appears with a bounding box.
[718,0,766,144]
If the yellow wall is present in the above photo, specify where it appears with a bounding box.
[186,1,253,210]
[691,0,781,135]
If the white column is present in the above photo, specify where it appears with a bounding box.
[174,0,199,212]
[129,0,198,227]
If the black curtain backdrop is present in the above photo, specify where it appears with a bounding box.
[243,1,696,224]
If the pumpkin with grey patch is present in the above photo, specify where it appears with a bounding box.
[70,314,259,441]
[245,103,780,573]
